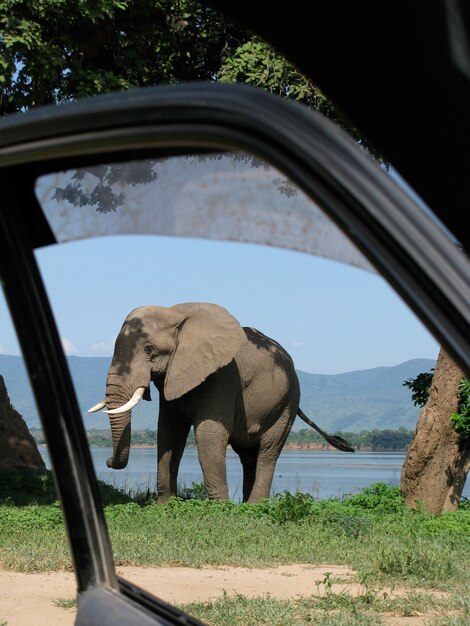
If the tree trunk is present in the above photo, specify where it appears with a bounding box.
[401,348,470,513]
[0,374,45,469]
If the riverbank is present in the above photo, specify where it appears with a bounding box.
[129,442,397,452]
[1,473,469,626]
[40,447,417,500]
[32,427,415,452]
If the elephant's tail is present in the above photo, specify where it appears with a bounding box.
[297,409,355,452]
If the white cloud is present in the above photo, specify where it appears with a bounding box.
[90,338,115,355]
[292,340,304,349]
[61,336,78,355]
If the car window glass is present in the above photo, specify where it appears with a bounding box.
[26,152,448,604]
[35,152,373,272]
[0,289,74,624]
[0,297,46,475]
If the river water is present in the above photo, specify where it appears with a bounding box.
[39,447,470,501]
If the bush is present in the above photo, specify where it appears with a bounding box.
[177,481,209,500]
[451,378,470,440]
[0,502,63,531]
[344,483,404,513]
[266,492,317,524]
[0,468,57,506]
[0,467,134,507]
[459,497,470,510]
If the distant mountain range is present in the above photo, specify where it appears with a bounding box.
[0,355,435,432]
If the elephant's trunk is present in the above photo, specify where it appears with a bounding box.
[105,371,135,469]
[107,410,131,469]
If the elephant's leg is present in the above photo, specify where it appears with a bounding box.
[247,409,297,503]
[232,444,259,502]
[246,453,277,503]
[157,410,191,503]
[194,419,230,500]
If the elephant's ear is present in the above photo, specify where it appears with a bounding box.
[164,303,247,401]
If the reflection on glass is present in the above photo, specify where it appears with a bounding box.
[35,152,373,271]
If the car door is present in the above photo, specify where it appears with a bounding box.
[0,82,469,624]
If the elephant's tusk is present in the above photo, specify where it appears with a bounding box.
[102,386,146,415]
[88,401,106,413]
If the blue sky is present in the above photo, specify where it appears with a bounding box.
[0,158,441,375]
[0,233,439,374]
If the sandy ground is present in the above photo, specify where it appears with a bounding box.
[0,564,447,625]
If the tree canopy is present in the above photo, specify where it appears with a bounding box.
[0,0,328,115]
[0,0,365,145]
[0,0,239,113]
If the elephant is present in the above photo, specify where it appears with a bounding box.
[89,303,353,503]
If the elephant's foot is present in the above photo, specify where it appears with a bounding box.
[156,484,176,504]
[206,486,229,500]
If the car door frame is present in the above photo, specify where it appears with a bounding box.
[0,82,468,624]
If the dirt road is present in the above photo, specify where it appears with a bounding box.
[0,564,444,625]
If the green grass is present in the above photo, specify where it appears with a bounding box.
[53,597,77,609]
[1,470,470,623]
[181,588,470,626]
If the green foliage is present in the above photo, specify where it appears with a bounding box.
[419,509,470,535]
[1,479,470,589]
[403,370,434,407]
[161,496,239,518]
[0,502,63,531]
[459,497,470,510]
[182,588,463,626]
[156,483,407,527]
[0,0,355,145]
[219,39,326,110]
[0,468,57,505]
[266,492,317,524]
[1,471,468,622]
[369,429,412,451]
[53,597,77,609]
[0,0,248,115]
[178,481,209,500]
[182,592,387,626]
[403,366,470,441]
[345,483,404,514]
[450,378,470,440]
[103,501,142,522]
[182,593,303,626]
[373,539,459,581]
[0,467,133,506]
[95,478,135,506]
[218,37,364,144]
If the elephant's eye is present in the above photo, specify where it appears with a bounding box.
[144,345,153,355]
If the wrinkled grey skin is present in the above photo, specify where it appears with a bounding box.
[104,302,301,503]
